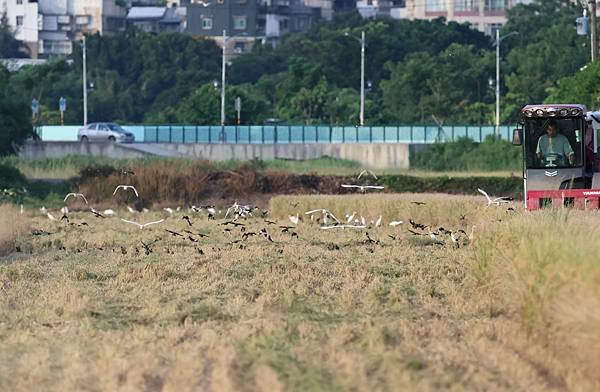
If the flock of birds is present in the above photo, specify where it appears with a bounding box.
[19,168,515,255]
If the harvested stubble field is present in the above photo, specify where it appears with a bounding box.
[0,194,599,391]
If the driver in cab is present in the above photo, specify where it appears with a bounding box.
[536,119,575,166]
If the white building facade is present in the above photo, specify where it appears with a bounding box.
[2,0,126,58]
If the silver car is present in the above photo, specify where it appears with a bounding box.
[78,122,135,143]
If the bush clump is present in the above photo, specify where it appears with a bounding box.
[411,136,522,171]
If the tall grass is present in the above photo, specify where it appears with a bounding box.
[0,204,28,256]
[473,210,600,389]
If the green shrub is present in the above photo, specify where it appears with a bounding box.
[412,136,522,171]
[0,163,25,185]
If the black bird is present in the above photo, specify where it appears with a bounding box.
[290,201,300,208]
[290,232,298,239]
[196,247,204,255]
[408,228,426,236]
[365,232,379,244]
[120,169,135,176]
[220,221,245,227]
[279,225,294,233]
[140,241,153,255]
[165,229,184,237]
[388,234,398,241]
[90,210,105,218]
[32,229,52,236]
[242,232,257,241]
[411,201,427,206]
[184,230,209,238]
[188,236,199,243]
[264,219,277,225]
[259,228,274,242]
[60,214,69,223]
[182,216,193,226]
[409,219,427,230]
[120,246,127,255]
[207,213,215,220]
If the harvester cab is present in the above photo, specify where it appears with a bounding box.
[514,104,600,209]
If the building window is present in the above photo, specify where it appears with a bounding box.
[202,17,213,29]
[485,23,503,36]
[16,0,23,4]
[485,0,505,11]
[16,16,23,26]
[455,0,478,12]
[425,0,446,12]
[234,42,245,53]
[233,15,246,30]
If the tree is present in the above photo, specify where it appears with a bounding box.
[0,13,29,58]
[545,60,600,108]
[380,44,494,123]
[502,0,588,121]
[0,66,33,155]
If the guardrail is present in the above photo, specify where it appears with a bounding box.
[36,124,515,143]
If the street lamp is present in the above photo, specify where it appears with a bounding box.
[494,30,518,136]
[82,35,88,127]
[344,31,365,127]
[220,30,247,130]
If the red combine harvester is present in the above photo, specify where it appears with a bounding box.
[513,104,600,210]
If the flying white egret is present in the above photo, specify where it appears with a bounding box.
[321,224,366,230]
[305,209,341,224]
[120,218,165,229]
[477,188,512,207]
[64,193,88,205]
[341,184,385,192]
[357,169,378,180]
[389,221,403,226]
[113,185,139,198]
[103,209,116,216]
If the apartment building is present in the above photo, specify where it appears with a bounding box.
[2,0,127,58]
[396,0,534,35]
[187,0,330,51]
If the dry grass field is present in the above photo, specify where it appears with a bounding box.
[0,194,598,391]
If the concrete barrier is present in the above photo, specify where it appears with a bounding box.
[19,141,430,169]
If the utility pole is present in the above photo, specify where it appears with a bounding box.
[82,35,88,127]
[220,29,226,129]
[495,29,500,137]
[344,31,366,126]
[359,30,365,127]
[591,0,597,61]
